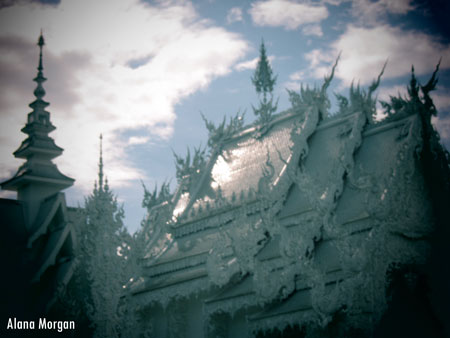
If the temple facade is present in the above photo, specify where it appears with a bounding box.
[129,60,449,337]
[0,34,76,319]
[1,36,448,337]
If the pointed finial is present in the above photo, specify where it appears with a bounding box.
[33,31,47,101]
[104,176,109,192]
[251,38,276,103]
[99,134,104,191]
[38,30,45,71]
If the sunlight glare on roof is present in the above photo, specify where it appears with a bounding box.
[211,155,232,186]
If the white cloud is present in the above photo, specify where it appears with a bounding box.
[249,0,328,30]
[431,90,450,112]
[430,90,450,148]
[350,0,415,25]
[362,85,450,143]
[235,55,275,71]
[303,48,335,80]
[227,7,243,24]
[432,115,450,146]
[305,48,332,69]
[380,0,415,14]
[322,0,346,5]
[283,81,301,91]
[235,57,259,71]
[282,70,306,91]
[0,0,248,194]
[305,25,450,86]
[302,24,323,37]
[289,70,305,82]
[377,85,408,103]
[128,136,151,146]
[377,85,450,114]
[372,84,408,120]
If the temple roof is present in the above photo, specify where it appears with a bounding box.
[0,198,28,244]
[130,60,447,337]
[14,134,63,159]
[199,113,294,202]
[1,161,74,192]
[0,192,76,315]
[134,103,429,302]
[170,111,300,225]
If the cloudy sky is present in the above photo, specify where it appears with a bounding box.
[1,0,449,232]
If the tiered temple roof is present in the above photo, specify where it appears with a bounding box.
[1,33,74,200]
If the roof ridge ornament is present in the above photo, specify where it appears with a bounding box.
[252,39,278,129]
[33,30,48,105]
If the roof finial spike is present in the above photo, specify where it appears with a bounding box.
[99,134,104,191]
[38,30,45,71]
[33,31,47,101]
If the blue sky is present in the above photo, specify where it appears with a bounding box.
[0,0,449,233]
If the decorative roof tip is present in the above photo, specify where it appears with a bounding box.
[321,52,340,95]
[38,30,45,67]
[33,31,47,101]
[98,134,104,191]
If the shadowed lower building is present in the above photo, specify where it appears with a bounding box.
[129,61,449,337]
[0,34,76,321]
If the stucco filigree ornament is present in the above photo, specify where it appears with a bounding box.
[206,230,237,287]
[202,111,245,151]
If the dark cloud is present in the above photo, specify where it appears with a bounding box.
[45,49,92,118]
[0,35,35,113]
[415,0,450,42]
[0,0,60,9]
[0,34,92,119]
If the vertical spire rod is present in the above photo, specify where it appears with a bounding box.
[33,31,47,102]
[38,30,44,73]
[99,134,104,191]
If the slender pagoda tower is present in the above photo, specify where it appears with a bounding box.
[0,33,77,319]
[1,32,74,228]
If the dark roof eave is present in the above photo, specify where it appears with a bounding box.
[1,173,74,191]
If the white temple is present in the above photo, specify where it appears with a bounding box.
[128,56,447,337]
[1,36,448,337]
